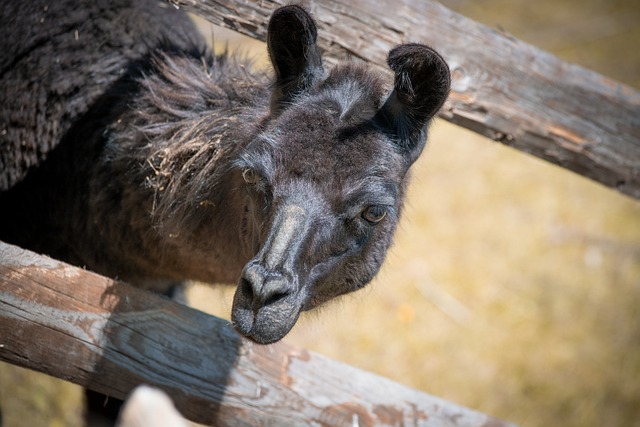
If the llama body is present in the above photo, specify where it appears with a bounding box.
[1,0,253,286]
[0,0,450,344]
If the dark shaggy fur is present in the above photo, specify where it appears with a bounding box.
[0,0,450,346]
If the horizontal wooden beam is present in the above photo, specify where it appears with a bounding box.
[0,241,515,427]
[170,0,640,199]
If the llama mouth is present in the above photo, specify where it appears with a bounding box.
[231,287,302,344]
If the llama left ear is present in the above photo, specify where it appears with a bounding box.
[267,5,324,111]
[375,43,451,163]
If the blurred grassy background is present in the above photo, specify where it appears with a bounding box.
[1,1,638,426]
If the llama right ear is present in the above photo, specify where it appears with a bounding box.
[267,5,324,111]
[375,43,451,163]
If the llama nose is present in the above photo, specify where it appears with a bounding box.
[241,263,294,308]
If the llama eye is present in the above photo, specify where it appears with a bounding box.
[242,168,259,185]
[361,206,387,224]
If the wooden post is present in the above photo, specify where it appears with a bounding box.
[0,241,516,427]
[169,0,640,199]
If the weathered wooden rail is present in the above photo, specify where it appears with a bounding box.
[0,241,515,426]
[169,0,640,199]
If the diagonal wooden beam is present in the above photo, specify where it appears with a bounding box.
[169,0,640,199]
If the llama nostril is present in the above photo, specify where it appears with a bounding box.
[239,277,255,303]
[240,263,264,305]
[242,264,294,308]
[263,290,289,307]
[255,275,293,307]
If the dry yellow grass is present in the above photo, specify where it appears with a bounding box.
[0,362,83,427]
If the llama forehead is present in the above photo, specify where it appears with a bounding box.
[255,110,406,181]
[310,62,389,121]
[263,69,400,177]
[242,126,405,212]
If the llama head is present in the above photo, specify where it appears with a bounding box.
[231,5,450,343]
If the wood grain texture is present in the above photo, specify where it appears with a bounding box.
[170,0,640,199]
[0,241,515,426]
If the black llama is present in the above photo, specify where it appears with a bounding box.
[0,0,450,344]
